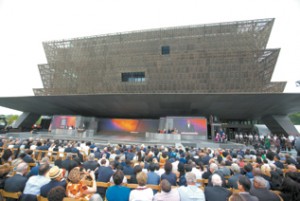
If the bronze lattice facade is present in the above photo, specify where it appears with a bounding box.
[34,18,286,96]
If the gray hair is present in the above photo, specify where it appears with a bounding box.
[88,153,95,161]
[254,176,267,188]
[211,173,222,186]
[40,156,50,164]
[210,163,218,173]
[185,172,197,184]
[231,163,240,173]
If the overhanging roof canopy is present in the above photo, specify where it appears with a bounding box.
[0,93,300,120]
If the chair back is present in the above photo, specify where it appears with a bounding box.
[146,184,160,191]
[126,183,138,189]
[37,195,48,201]
[96,182,110,188]
[63,198,86,201]
[0,189,22,201]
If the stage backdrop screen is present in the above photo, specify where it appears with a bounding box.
[50,115,77,129]
[98,118,158,133]
[165,116,207,136]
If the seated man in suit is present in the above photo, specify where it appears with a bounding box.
[229,176,259,201]
[250,176,280,201]
[228,163,242,189]
[40,166,66,197]
[4,162,28,193]
[97,159,114,199]
[61,153,77,172]
[83,153,99,171]
[204,174,231,201]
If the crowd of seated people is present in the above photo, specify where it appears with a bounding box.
[0,136,298,201]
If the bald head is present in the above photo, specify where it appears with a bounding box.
[16,162,28,175]
[287,164,297,173]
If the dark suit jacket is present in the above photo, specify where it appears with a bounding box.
[202,169,212,179]
[239,192,259,201]
[201,155,211,165]
[274,161,284,169]
[27,165,39,178]
[204,186,231,201]
[61,159,77,172]
[4,174,27,192]
[123,165,134,175]
[228,173,242,189]
[40,180,66,197]
[96,166,114,196]
[250,187,280,201]
[83,161,99,171]
[22,155,35,163]
[128,175,138,184]
[4,174,28,201]
[54,159,63,168]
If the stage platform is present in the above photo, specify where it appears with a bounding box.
[3,131,247,150]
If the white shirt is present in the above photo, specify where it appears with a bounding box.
[129,186,153,201]
[59,147,65,157]
[191,167,203,180]
[178,185,205,201]
[154,189,180,201]
[23,175,50,195]
[155,168,165,177]
[30,144,37,150]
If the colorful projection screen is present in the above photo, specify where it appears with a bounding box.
[165,117,207,136]
[98,117,207,136]
[98,119,158,133]
[50,115,77,129]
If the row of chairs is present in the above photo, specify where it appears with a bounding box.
[0,180,284,201]
[0,181,157,201]
[0,147,89,162]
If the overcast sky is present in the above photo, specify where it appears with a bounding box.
[0,0,300,115]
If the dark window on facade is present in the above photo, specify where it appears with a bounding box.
[122,72,145,82]
[161,46,170,55]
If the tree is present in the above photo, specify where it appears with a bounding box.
[289,112,300,125]
[5,115,19,126]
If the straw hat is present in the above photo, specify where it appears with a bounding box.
[48,166,62,179]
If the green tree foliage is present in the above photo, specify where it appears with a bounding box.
[289,112,300,125]
[5,115,19,125]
